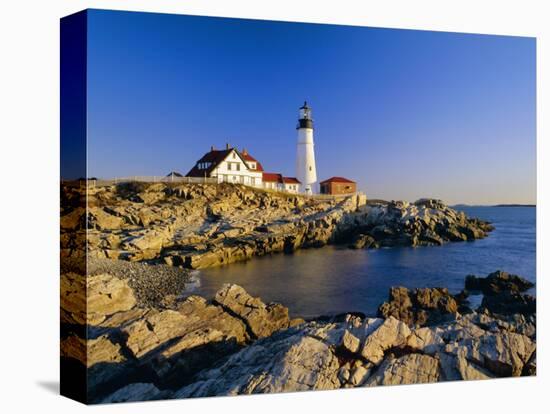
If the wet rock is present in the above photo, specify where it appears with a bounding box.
[481,291,536,316]
[348,233,377,249]
[465,270,534,295]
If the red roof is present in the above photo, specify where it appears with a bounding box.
[262,172,282,182]
[186,147,264,177]
[262,173,301,185]
[320,176,356,184]
[239,151,264,172]
[282,177,300,184]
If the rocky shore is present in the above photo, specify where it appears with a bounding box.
[60,264,536,404]
[61,182,493,269]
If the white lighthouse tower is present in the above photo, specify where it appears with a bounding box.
[295,101,317,194]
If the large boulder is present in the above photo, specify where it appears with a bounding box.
[465,270,534,295]
[378,286,459,326]
[214,284,291,339]
[360,316,411,364]
[481,291,536,316]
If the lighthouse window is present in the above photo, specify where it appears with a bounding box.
[309,166,312,171]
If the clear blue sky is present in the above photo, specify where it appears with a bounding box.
[87,9,536,205]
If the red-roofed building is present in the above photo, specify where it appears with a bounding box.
[262,172,301,193]
[319,177,356,195]
[187,144,301,192]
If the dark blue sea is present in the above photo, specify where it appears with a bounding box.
[193,207,536,318]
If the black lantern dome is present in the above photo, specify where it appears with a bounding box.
[297,101,314,129]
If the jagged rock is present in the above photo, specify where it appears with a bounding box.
[365,353,440,386]
[406,326,445,354]
[88,207,124,230]
[481,291,536,316]
[87,274,137,326]
[360,316,411,364]
[63,182,491,269]
[439,352,494,381]
[88,335,127,367]
[349,233,377,249]
[175,325,341,397]
[349,364,372,386]
[214,284,290,339]
[378,286,458,326]
[444,331,535,377]
[123,295,248,359]
[465,270,534,295]
[339,329,361,354]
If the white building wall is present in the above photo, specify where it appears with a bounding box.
[283,183,300,193]
[296,127,317,194]
[209,150,263,187]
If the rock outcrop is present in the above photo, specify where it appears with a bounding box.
[465,271,535,316]
[60,266,535,403]
[377,287,460,327]
[337,199,493,248]
[465,270,534,295]
[61,183,492,269]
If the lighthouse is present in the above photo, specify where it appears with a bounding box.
[295,101,317,194]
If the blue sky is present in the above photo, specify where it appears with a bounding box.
[86,9,536,205]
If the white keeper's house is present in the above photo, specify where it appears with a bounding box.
[186,144,302,194]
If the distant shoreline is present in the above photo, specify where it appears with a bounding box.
[453,204,536,208]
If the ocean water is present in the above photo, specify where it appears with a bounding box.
[191,207,536,318]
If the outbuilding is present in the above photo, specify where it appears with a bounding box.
[319,176,356,195]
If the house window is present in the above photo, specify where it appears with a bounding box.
[249,162,256,170]
[232,153,236,159]
[236,163,240,171]
[227,162,232,171]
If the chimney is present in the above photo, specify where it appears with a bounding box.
[242,148,248,156]
[226,142,230,150]
[210,145,215,151]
